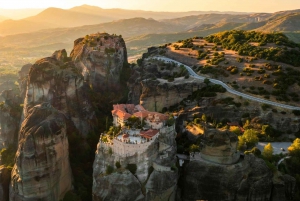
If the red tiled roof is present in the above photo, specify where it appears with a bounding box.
[112,109,131,120]
[122,134,129,138]
[133,111,150,118]
[140,129,159,139]
[113,104,135,113]
[112,104,168,122]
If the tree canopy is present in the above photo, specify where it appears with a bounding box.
[239,129,259,148]
[262,143,274,160]
[288,138,300,157]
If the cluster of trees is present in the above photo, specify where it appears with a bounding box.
[205,30,300,66]
[226,66,239,74]
[207,52,225,65]
[190,83,226,99]
[285,139,300,200]
[180,38,194,48]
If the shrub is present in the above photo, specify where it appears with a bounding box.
[236,57,244,63]
[0,145,16,168]
[106,165,114,174]
[115,161,121,169]
[126,164,137,175]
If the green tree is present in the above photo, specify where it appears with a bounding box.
[262,143,274,161]
[238,136,246,151]
[115,161,121,169]
[288,138,300,156]
[204,78,210,85]
[106,165,114,174]
[241,129,259,148]
[126,164,137,175]
[261,125,274,136]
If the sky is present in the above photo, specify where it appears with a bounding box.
[0,0,300,13]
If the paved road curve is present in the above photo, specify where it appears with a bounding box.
[152,56,300,111]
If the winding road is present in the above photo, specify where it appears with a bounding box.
[152,56,300,111]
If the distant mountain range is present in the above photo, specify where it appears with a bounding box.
[0,5,300,64]
[0,4,253,36]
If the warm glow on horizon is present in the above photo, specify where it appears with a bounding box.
[0,0,300,13]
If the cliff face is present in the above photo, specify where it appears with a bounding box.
[181,154,273,201]
[129,78,205,112]
[70,33,127,88]
[7,33,129,200]
[0,89,23,149]
[9,103,72,201]
[22,33,127,136]
[93,125,178,201]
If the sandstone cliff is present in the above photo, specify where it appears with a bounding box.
[8,33,129,201]
[0,89,23,149]
[180,154,290,201]
[10,103,72,201]
[23,33,128,136]
[129,78,205,112]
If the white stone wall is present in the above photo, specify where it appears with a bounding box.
[99,124,175,157]
[146,120,164,130]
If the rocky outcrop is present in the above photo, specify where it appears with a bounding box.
[181,154,273,201]
[0,89,23,149]
[70,33,127,87]
[272,174,296,201]
[132,78,205,112]
[262,111,300,134]
[93,125,178,201]
[93,170,144,201]
[23,33,128,136]
[18,63,32,100]
[6,33,128,201]
[200,128,240,165]
[10,103,72,201]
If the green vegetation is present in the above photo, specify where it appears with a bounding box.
[262,143,274,161]
[106,165,114,174]
[180,38,194,48]
[244,147,261,156]
[284,139,300,199]
[0,145,16,168]
[126,164,137,175]
[238,129,259,149]
[191,84,226,98]
[115,161,121,169]
[206,30,300,66]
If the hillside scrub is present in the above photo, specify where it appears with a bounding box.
[206,30,300,66]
